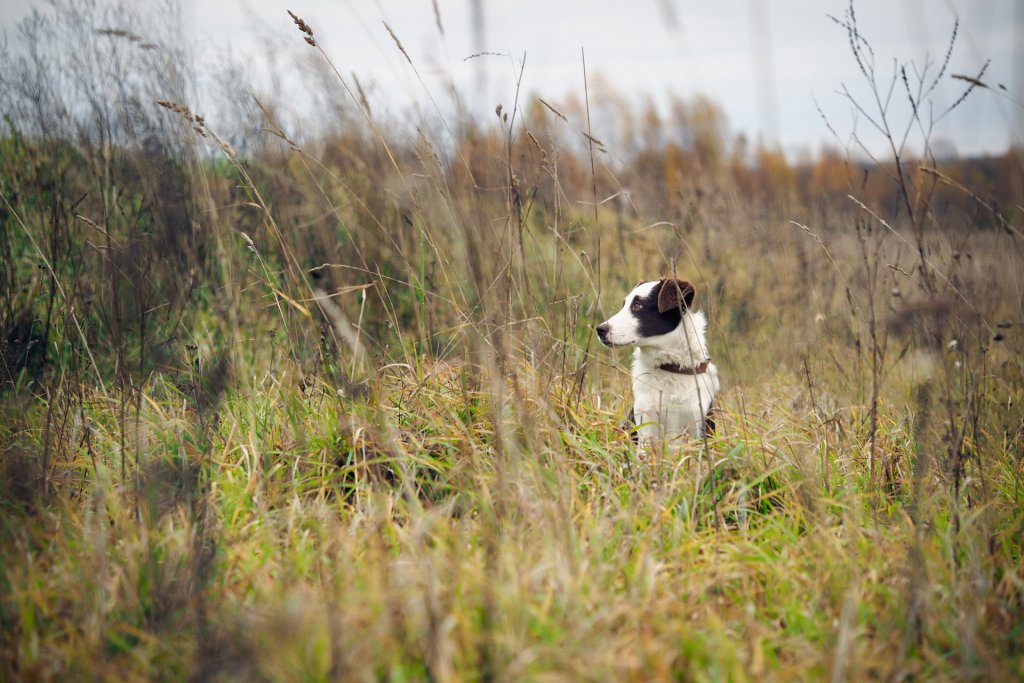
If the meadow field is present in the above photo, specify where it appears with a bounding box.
[1,2,1022,680]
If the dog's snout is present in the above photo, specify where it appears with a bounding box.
[596,322,609,337]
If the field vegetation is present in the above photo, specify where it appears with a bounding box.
[1,1,1022,680]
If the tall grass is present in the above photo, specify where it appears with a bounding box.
[1,1,1022,681]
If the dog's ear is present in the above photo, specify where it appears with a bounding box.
[657,278,696,313]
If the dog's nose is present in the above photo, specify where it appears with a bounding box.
[596,322,609,338]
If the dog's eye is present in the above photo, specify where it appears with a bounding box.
[630,298,643,312]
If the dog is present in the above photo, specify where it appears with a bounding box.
[597,278,719,445]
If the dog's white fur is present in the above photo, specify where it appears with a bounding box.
[600,280,720,444]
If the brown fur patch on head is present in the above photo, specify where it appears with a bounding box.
[657,278,696,313]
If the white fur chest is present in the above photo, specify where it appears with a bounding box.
[632,351,720,441]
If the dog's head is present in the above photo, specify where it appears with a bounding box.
[596,278,696,347]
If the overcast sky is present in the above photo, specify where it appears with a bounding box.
[1,0,1021,158]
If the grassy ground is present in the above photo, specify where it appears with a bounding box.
[2,203,1021,681]
[1,2,1023,681]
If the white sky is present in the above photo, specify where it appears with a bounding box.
[1,0,1021,158]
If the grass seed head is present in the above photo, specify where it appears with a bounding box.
[287,10,317,45]
[287,10,314,36]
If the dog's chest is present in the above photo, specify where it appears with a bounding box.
[631,356,719,438]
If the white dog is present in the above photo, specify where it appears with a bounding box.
[597,278,719,445]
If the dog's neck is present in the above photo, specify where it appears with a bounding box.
[632,310,711,369]
[657,360,711,375]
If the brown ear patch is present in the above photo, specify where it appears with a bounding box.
[657,278,696,313]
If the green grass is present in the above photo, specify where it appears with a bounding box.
[2,331,1022,680]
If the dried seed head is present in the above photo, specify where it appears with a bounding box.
[76,214,100,230]
[157,100,204,131]
[287,10,314,36]
[383,21,412,65]
[304,35,317,47]
[526,131,546,158]
[240,232,256,253]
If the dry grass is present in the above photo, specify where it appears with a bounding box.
[1,1,1022,681]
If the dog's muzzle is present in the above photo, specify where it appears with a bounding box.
[596,322,611,346]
